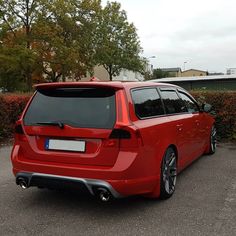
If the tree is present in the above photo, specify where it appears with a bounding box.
[0,0,145,89]
[0,0,43,90]
[0,49,23,92]
[34,0,101,82]
[0,46,41,91]
[95,2,145,81]
[0,0,103,87]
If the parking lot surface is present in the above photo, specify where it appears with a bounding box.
[0,143,236,236]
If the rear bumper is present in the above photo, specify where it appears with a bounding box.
[12,145,160,197]
[16,172,122,198]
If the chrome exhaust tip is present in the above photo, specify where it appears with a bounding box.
[98,188,111,202]
[17,178,28,189]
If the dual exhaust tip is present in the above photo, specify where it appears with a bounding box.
[17,177,29,190]
[97,188,111,202]
[16,177,112,202]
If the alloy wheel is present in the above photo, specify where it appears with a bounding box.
[210,126,217,153]
[162,151,177,195]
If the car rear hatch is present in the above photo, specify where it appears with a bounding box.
[20,84,127,167]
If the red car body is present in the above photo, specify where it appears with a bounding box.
[11,81,215,200]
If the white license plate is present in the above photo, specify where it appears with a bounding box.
[45,139,86,152]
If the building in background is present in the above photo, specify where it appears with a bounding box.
[226,68,236,75]
[208,72,224,76]
[160,68,182,77]
[181,69,207,77]
[159,68,207,77]
[151,74,236,91]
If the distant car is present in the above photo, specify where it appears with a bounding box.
[11,81,216,201]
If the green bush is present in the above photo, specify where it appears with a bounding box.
[191,91,236,140]
[0,94,31,139]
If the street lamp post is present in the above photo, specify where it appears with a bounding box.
[147,56,156,70]
[184,61,187,71]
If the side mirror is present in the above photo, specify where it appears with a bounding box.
[202,103,212,113]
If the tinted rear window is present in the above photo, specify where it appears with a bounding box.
[132,88,165,118]
[24,87,116,129]
[160,90,187,114]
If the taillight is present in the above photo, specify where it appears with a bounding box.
[15,124,24,134]
[109,126,143,148]
[104,129,130,147]
[14,123,27,142]
[109,129,131,139]
[113,90,143,147]
[115,90,131,126]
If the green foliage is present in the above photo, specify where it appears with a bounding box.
[34,0,101,81]
[191,91,236,140]
[0,46,40,90]
[94,1,145,80]
[0,49,22,92]
[0,0,100,87]
[0,0,45,90]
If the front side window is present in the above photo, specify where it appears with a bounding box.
[160,90,187,114]
[178,91,199,113]
[132,88,164,118]
[24,87,116,129]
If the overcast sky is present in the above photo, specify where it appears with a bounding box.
[103,0,236,73]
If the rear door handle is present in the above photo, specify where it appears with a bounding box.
[195,120,200,126]
[176,124,183,131]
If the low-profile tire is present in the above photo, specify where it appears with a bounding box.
[160,147,177,199]
[207,125,217,155]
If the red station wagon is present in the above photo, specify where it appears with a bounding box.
[11,81,216,201]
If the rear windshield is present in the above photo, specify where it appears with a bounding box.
[24,87,116,129]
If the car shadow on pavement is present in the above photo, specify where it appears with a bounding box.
[17,187,165,219]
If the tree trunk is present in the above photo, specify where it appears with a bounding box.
[108,65,113,81]
[25,0,31,49]
[26,73,32,91]
[103,64,113,81]
[109,72,112,81]
[25,0,32,90]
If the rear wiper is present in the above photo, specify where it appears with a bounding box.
[36,121,64,129]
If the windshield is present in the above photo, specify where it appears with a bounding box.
[24,87,116,129]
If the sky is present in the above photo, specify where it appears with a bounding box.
[102,0,236,73]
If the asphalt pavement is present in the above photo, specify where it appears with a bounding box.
[0,143,236,236]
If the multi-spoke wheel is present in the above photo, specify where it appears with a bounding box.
[160,147,177,199]
[208,125,217,155]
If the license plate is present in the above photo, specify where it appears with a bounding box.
[45,139,86,152]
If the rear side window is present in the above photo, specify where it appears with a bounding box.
[132,88,164,118]
[24,87,116,129]
[160,90,187,114]
[178,91,199,113]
